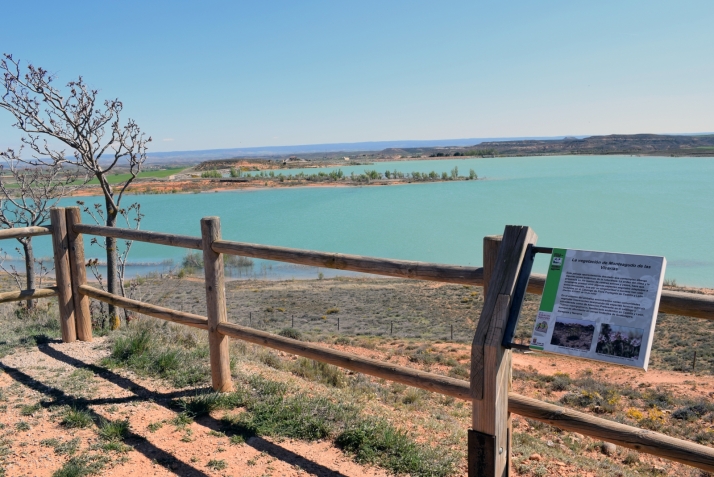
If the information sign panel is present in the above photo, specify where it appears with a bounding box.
[530,249,666,370]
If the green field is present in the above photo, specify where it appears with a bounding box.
[84,167,186,185]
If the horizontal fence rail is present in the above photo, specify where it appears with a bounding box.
[67,283,714,472]
[72,224,203,250]
[69,223,714,320]
[212,240,485,284]
[0,225,53,240]
[0,287,58,304]
[79,285,208,330]
[217,321,472,399]
[0,227,56,304]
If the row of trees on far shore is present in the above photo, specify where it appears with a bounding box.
[429,149,496,157]
[202,166,478,183]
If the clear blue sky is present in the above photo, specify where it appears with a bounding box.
[1,1,713,152]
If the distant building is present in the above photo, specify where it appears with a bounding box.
[343,157,350,161]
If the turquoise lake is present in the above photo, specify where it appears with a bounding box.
[21,155,713,287]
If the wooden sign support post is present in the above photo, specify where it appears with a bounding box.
[470,226,537,477]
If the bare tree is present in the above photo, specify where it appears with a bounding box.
[0,54,151,328]
[78,200,143,326]
[0,147,83,308]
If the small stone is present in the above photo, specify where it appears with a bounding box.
[529,453,542,461]
[555,461,566,467]
[572,432,584,440]
[546,440,555,447]
[602,442,617,456]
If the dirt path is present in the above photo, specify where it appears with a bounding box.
[0,339,389,477]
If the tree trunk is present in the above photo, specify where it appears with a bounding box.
[21,238,35,310]
[105,198,119,329]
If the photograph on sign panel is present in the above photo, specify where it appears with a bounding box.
[535,320,549,333]
[596,323,644,360]
[550,317,596,351]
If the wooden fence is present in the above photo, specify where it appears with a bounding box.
[1,207,713,476]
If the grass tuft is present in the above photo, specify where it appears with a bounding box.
[104,322,210,388]
[15,421,30,431]
[178,391,248,417]
[98,419,130,441]
[51,453,109,477]
[336,419,454,477]
[20,403,41,416]
[62,407,94,429]
[290,358,345,388]
[278,327,302,340]
[206,459,227,470]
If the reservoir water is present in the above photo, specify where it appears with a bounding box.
[20,155,713,287]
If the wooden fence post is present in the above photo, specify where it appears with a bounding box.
[470,226,537,477]
[482,235,502,299]
[65,207,92,342]
[50,207,77,343]
[201,217,233,392]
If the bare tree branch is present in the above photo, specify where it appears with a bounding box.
[1,54,151,324]
[0,146,85,307]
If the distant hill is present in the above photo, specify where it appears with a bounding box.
[145,135,577,164]
[181,133,714,170]
[462,134,714,157]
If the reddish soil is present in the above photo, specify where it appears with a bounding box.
[0,339,390,477]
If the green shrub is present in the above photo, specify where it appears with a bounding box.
[206,459,227,470]
[278,328,302,340]
[41,438,80,456]
[334,336,351,345]
[181,251,203,270]
[62,407,93,429]
[549,372,572,392]
[15,421,30,431]
[111,329,152,362]
[20,403,41,416]
[290,358,345,387]
[224,254,253,268]
[170,412,194,428]
[408,348,441,365]
[448,365,469,379]
[52,454,109,477]
[201,169,222,178]
[401,389,424,405]
[105,324,210,388]
[672,403,711,421]
[258,351,283,369]
[623,452,639,465]
[233,394,348,441]
[178,391,247,417]
[336,419,454,477]
[99,419,130,441]
[642,388,675,409]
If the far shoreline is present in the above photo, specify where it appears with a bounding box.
[70,153,713,198]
